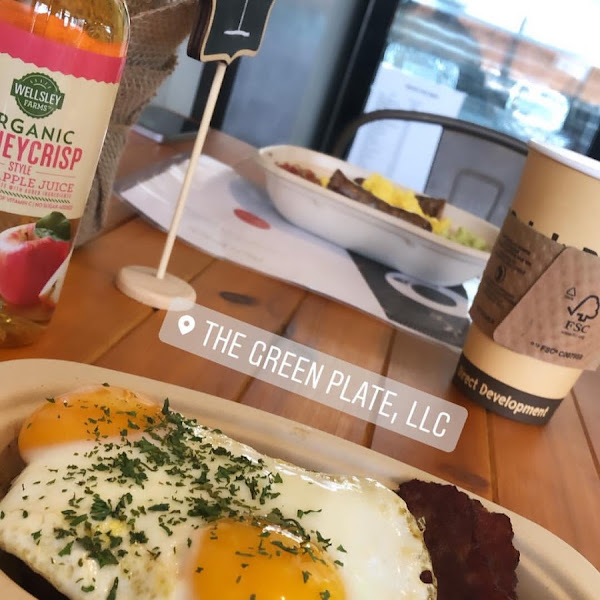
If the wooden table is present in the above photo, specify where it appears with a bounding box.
[1,130,598,573]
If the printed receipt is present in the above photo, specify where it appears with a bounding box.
[159,302,467,452]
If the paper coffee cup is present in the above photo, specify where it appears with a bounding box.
[453,141,600,424]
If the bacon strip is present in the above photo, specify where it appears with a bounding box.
[397,479,520,600]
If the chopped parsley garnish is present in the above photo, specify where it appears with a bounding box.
[10,394,347,599]
[297,508,322,518]
[58,541,74,556]
[76,536,119,568]
[315,530,332,550]
[270,540,299,554]
[90,496,112,521]
[106,577,119,600]
[129,531,148,544]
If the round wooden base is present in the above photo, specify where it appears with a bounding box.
[115,265,196,310]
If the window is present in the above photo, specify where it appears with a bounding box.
[382,0,600,152]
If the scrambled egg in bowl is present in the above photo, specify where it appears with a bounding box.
[320,172,489,251]
[361,174,451,235]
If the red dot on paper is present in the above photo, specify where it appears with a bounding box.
[234,209,270,230]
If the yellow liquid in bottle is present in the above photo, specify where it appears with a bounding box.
[0,0,128,347]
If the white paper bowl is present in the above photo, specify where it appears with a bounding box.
[1,360,599,600]
[258,145,499,287]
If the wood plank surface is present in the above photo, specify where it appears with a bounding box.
[1,128,598,575]
[491,395,600,569]
[0,218,211,364]
[371,331,493,498]
[94,258,305,401]
[240,293,394,445]
[573,369,600,469]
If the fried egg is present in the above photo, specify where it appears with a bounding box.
[0,385,436,600]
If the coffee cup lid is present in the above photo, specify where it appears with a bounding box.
[529,140,600,180]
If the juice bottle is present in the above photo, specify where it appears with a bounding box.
[0,0,129,347]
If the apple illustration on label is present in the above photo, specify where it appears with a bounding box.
[38,248,72,308]
[0,212,71,306]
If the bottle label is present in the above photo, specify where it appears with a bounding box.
[0,20,125,345]
[0,21,125,220]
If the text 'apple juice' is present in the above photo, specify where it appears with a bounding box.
[0,0,129,347]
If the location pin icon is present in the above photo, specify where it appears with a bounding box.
[178,315,196,336]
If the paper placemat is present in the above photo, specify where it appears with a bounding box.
[116,154,475,348]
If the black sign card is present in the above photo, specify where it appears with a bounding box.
[188,0,276,64]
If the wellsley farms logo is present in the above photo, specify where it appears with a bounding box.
[11,72,65,118]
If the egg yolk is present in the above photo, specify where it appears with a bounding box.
[18,385,163,461]
[192,517,347,599]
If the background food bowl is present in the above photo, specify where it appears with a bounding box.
[259,145,499,287]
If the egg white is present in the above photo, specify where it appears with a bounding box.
[0,405,435,600]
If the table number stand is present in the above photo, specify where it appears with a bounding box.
[116,0,276,309]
